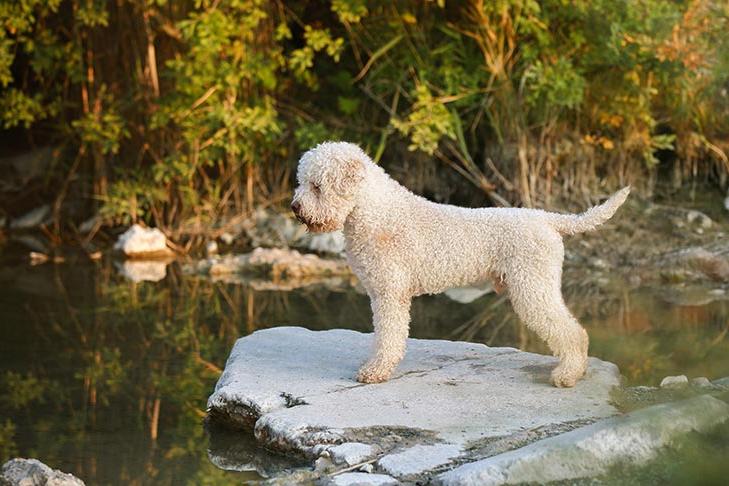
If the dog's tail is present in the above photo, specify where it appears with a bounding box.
[548,186,631,236]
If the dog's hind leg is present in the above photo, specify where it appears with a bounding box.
[357,291,411,384]
[507,270,589,388]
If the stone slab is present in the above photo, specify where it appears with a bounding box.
[329,472,398,486]
[437,395,729,485]
[329,443,377,466]
[378,444,461,477]
[207,327,621,479]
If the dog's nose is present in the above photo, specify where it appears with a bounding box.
[291,201,301,215]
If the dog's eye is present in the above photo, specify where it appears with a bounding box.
[311,182,321,194]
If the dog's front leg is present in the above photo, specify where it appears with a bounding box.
[357,292,411,384]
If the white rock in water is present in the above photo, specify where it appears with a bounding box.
[590,257,610,270]
[437,395,729,486]
[378,444,461,477]
[314,456,334,472]
[660,375,689,388]
[10,205,50,230]
[306,231,346,255]
[206,240,219,257]
[115,260,167,283]
[687,210,713,229]
[207,327,620,479]
[329,443,377,466]
[113,224,173,258]
[691,377,712,387]
[330,472,398,486]
[444,285,492,304]
[1,458,85,486]
[219,232,235,245]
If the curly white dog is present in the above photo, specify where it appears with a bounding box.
[291,141,629,387]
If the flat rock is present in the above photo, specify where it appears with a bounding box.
[655,247,729,283]
[189,248,353,289]
[691,376,712,387]
[437,395,729,485]
[328,472,398,486]
[245,208,346,255]
[207,327,621,479]
[306,231,346,255]
[329,443,377,466]
[1,458,84,486]
[378,444,461,477]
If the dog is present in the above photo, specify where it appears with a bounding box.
[291,141,629,387]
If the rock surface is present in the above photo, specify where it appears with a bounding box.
[660,375,689,388]
[113,225,174,259]
[329,443,377,466]
[244,208,346,255]
[189,248,352,289]
[654,247,729,283]
[690,376,711,387]
[329,472,398,486]
[1,458,84,486]
[208,327,621,481]
[437,395,729,485]
[378,444,461,478]
[306,232,346,256]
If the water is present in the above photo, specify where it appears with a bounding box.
[1,251,729,484]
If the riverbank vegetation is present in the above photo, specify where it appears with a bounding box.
[1,0,728,240]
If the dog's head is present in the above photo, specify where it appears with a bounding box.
[291,141,367,233]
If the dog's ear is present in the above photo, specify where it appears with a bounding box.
[333,155,365,195]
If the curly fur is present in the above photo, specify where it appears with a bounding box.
[291,141,630,387]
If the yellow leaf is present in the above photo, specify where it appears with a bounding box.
[402,13,417,24]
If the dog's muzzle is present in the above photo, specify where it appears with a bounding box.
[291,201,306,224]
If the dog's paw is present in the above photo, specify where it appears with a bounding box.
[550,362,586,388]
[356,362,393,384]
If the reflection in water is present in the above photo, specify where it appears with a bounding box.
[0,256,728,483]
[114,260,168,283]
[206,423,305,478]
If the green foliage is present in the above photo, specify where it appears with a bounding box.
[74,348,126,406]
[72,104,128,155]
[294,120,331,150]
[99,177,168,226]
[1,371,48,409]
[0,420,17,463]
[332,0,369,24]
[523,57,585,112]
[0,88,46,128]
[391,84,456,155]
[1,0,728,225]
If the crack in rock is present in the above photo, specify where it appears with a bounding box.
[281,392,308,408]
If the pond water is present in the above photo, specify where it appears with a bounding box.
[1,250,729,484]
